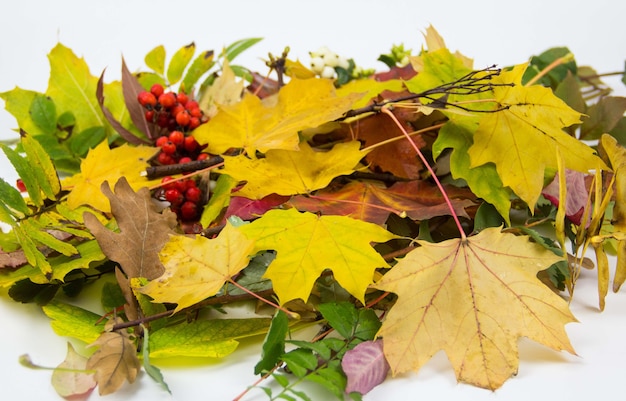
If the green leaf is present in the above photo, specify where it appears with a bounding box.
[1,143,43,207]
[433,120,512,225]
[200,173,237,227]
[227,251,275,296]
[14,225,51,273]
[145,45,166,75]
[68,126,106,157]
[141,325,171,394]
[42,300,106,343]
[29,94,57,135]
[49,240,105,281]
[100,281,126,312]
[523,47,576,88]
[223,37,263,61]
[473,202,506,232]
[46,43,106,135]
[307,366,347,399]
[0,87,48,136]
[0,177,29,218]
[20,219,77,257]
[287,340,332,361]
[282,348,318,378]
[181,50,215,92]
[167,42,195,85]
[21,133,61,199]
[318,302,359,339]
[8,279,59,305]
[255,310,289,374]
[149,318,271,358]
[353,308,381,341]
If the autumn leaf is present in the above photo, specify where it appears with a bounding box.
[63,141,160,212]
[468,63,605,209]
[289,180,475,226]
[220,141,365,199]
[198,59,244,118]
[139,222,256,313]
[87,326,141,395]
[194,78,362,155]
[84,177,178,280]
[239,208,397,304]
[342,340,389,396]
[51,342,96,399]
[373,227,576,390]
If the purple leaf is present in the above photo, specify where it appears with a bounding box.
[96,71,148,145]
[542,169,589,225]
[121,57,156,139]
[342,340,389,395]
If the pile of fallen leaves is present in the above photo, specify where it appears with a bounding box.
[1,26,625,399]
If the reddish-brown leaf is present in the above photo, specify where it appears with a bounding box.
[223,194,289,221]
[121,57,155,139]
[288,181,475,225]
[96,71,147,145]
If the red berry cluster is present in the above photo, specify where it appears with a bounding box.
[137,84,208,165]
[158,176,203,221]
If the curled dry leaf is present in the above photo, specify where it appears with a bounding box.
[51,342,97,400]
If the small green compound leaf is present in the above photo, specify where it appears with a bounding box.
[0,177,29,218]
[42,300,106,344]
[1,143,43,207]
[181,50,215,92]
[167,42,195,85]
[149,318,271,359]
[255,310,289,374]
[282,348,318,378]
[21,133,61,199]
[223,37,263,61]
[29,94,57,134]
[318,302,359,339]
[145,45,166,75]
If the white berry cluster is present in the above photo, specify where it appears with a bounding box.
[309,46,350,79]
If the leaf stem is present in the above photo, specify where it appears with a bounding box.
[361,122,445,153]
[227,279,299,319]
[381,106,466,240]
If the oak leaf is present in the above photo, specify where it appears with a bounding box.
[289,181,475,225]
[373,227,576,390]
[220,141,365,199]
[193,78,362,155]
[83,177,178,280]
[86,327,141,395]
[63,141,160,212]
[468,64,606,209]
[139,222,256,313]
[239,208,397,304]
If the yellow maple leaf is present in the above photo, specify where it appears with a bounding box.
[62,142,159,212]
[239,208,397,304]
[193,78,362,155]
[221,141,366,199]
[468,63,606,209]
[139,222,256,313]
[373,227,577,390]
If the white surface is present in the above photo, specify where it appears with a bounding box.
[1,1,625,400]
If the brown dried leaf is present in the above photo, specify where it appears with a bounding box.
[86,329,141,395]
[96,71,147,145]
[121,57,154,139]
[83,177,178,280]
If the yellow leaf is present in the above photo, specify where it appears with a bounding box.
[410,25,473,73]
[336,78,404,110]
[194,78,362,155]
[284,59,316,79]
[139,222,256,313]
[198,59,244,118]
[239,208,397,304]
[62,142,159,212]
[373,227,576,390]
[221,141,365,199]
[468,64,606,209]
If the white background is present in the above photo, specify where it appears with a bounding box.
[1,1,625,400]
